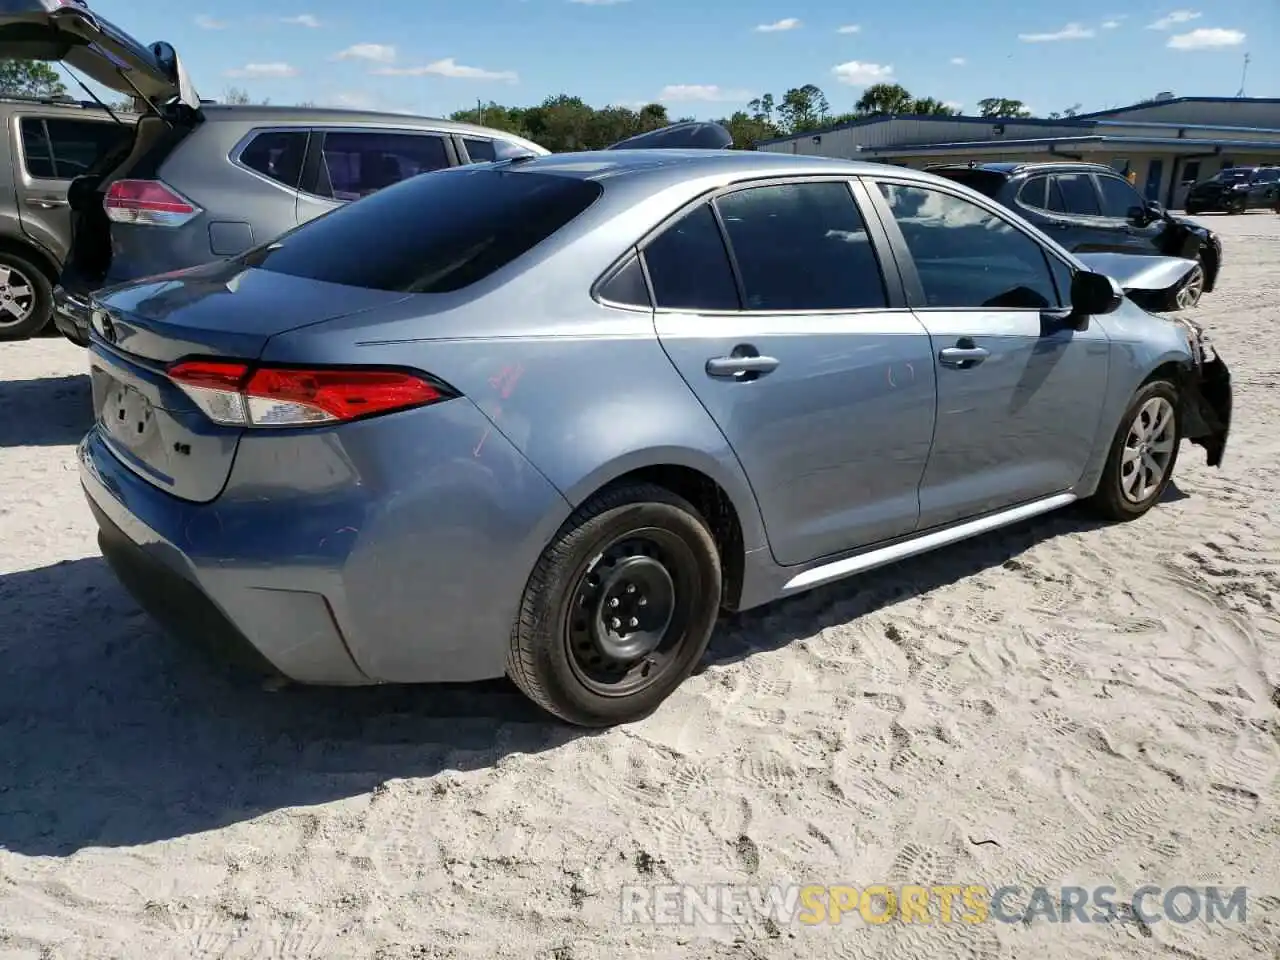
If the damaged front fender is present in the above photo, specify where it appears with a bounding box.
[1166,316,1231,467]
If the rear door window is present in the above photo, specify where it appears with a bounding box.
[714,181,887,311]
[238,130,309,189]
[1052,173,1102,216]
[463,138,496,163]
[314,131,451,201]
[19,116,128,180]
[1017,175,1050,209]
[642,204,740,312]
[241,167,602,293]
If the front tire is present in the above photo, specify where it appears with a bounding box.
[1087,380,1181,521]
[0,252,53,341]
[507,483,722,727]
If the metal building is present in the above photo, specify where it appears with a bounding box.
[755,97,1280,210]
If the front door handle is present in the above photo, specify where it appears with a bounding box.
[26,197,68,209]
[706,347,779,380]
[938,345,990,369]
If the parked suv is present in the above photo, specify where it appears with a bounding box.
[928,161,1221,311]
[0,94,133,339]
[0,1,548,345]
[1184,166,1280,215]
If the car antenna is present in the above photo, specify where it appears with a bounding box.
[61,65,125,125]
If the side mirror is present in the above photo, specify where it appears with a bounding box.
[1070,270,1124,320]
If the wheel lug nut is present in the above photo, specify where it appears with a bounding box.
[629,617,639,628]
[610,617,621,629]
[608,598,620,609]
[638,597,647,606]
[626,584,636,594]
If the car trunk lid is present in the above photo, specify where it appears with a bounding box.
[88,261,412,502]
[0,0,200,111]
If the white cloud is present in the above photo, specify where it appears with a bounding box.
[1018,22,1095,42]
[334,43,397,64]
[836,24,861,34]
[1101,19,1121,29]
[755,18,801,32]
[280,14,321,27]
[1147,10,1201,29]
[329,92,375,109]
[1167,27,1245,49]
[374,58,519,82]
[195,14,225,29]
[225,63,299,79]
[950,56,966,65]
[831,60,894,86]
[658,84,754,103]
[945,101,964,112]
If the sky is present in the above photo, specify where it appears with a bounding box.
[58,0,1277,121]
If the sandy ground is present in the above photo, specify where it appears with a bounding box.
[1,214,1278,960]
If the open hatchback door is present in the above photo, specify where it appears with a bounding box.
[0,0,199,111]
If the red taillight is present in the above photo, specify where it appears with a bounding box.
[167,360,449,428]
[104,179,202,227]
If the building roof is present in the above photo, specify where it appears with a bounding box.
[858,134,1280,157]
[753,112,1091,147]
[755,97,1280,149]
[1074,96,1280,120]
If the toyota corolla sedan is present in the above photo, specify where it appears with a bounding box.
[78,151,1231,727]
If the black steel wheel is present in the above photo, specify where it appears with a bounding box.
[507,483,722,727]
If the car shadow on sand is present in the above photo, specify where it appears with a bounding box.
[0,483,1186,857]
[0,374,93,447]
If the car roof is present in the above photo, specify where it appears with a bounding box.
[928,160,1117,177]
[500,148,918,185]
[198,104,546,146]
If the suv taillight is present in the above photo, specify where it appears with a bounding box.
[167,359,454,428]
[104,179,201,227]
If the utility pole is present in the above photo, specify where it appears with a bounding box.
[477,97,484,124]
[1235,52,1250,98]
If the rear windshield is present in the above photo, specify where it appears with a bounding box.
[927,169,1006,198]
[237,167,602,293]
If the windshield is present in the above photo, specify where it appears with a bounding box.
[1210,168,1253,183]
[237,166,603,293]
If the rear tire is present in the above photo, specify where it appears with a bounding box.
[1087,380,1181,522]
[507,483,722,727]
[0,252,53,341]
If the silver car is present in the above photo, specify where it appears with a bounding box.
[77,148,1231,727]
[0,0,548,343]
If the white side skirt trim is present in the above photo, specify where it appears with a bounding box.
[782,493,1078,593]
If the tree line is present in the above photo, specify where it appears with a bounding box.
[2,60,1085,152]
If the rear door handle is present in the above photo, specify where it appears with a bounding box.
[706,351,779,380]
[938,346,990,368]
[26,197,68,209]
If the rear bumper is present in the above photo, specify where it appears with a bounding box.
[78,396,573,685]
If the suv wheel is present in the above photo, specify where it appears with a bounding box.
[507,483,722,727]
[0,252,53,341]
